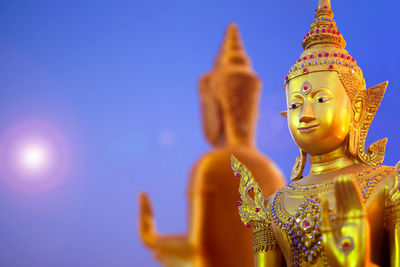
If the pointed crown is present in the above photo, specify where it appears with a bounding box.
[214,23,251,69]
[284,0,366,99]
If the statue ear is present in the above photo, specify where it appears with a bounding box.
[199,74,224,146]
[352,94,365,125]
[280,110,288,118]
[349,81,388,164]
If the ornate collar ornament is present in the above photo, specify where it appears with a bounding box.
[286,0,388,180]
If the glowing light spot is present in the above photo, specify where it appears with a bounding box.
[0,120,70,193]
[19,142,49,172]
[157,129,175,147]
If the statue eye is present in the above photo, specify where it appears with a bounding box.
[290,103,301,109]
[316,97,329,103]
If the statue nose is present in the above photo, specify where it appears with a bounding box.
[299,103,316,123]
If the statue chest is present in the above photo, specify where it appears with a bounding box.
[268,167,392,266]
[269,189,331,266]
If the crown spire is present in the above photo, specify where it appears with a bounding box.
[284,0,365,98]
[318,0,331,10]
[214,23,250,68]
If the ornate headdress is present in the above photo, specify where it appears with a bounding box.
[286,0,388,180]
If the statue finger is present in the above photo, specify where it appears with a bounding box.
[341,176,363,212]
[320,197,338,255]
[139,192,154,217]
[334,176,346,216]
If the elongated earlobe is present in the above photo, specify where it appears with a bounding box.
[280,110,288,118]
[199,74,224,146]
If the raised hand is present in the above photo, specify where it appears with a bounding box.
[320,176,371,267]
[138,192,157,248]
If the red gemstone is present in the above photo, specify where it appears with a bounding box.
[304,85,308,90]
[306,33,309,37]
[315,9,317,12]
[329,64,333,69]
[255,208,260,212]
[298,59,301,62]
[337,31,340,35]
[237,201,242,206]
[343,242,350,248]
[352,58,355,62]
[341,54,345,58]
[332,30,336,34]
[285,76,288,80]
[246,223,250,228]
[324,52,329,57]
[322,28,326,33]
[327,29,331,33]
[310,31,314,35]
[310,55,314,59]
[347,56,350,60]
[318,53,322,57]
[333,53,337,57]
[316,29,319,33]
[249,187,254,191]
[303,56,307,60]
[323,5,328,8]
[304,221,310,227]
[303,68,308,72]
[236,173,241,177]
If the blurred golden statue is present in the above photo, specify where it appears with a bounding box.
[234,0,400,266]
[138,24,285,266]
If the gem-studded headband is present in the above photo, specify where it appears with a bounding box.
[284,0,366,94]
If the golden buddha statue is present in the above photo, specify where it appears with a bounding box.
[138,24,285,266]
[233,0,400,266]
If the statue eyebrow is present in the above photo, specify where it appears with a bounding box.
[289,92,304,100]
[310,88,332,97]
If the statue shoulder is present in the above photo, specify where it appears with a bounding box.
[386,161,400,204]
[231,155,273,227]
[350,164,394,203]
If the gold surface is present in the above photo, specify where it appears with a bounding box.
[138,23,285,267]
[235,1,400,266]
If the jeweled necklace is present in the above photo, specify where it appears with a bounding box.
[272,190,330,265]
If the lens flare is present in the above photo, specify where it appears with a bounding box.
[18,141,49,172]
[0,120,69,192]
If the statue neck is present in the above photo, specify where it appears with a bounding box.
[225,135,255,147]
[224,121,255,147]
[309,146,353,174]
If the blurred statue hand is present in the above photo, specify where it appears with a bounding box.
[138,192,157,248]
[320,176,372,267]
[154,249,193,267]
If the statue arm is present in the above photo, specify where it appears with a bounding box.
[138,160,214,264]
[253,222,285,267]
[137,192,195,263]
[231,155,285,267]
[385,162,400,266]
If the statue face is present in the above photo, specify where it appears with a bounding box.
[285,72,352,156]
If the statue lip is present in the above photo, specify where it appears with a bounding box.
[298,123,320,132]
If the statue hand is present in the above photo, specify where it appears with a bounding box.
[320,176,370,267]
[138,192,157,248]
[154,249,192,267]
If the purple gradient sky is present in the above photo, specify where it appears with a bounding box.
[0,0,399,266]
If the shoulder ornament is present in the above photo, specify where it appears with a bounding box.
[231,155,270,227]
